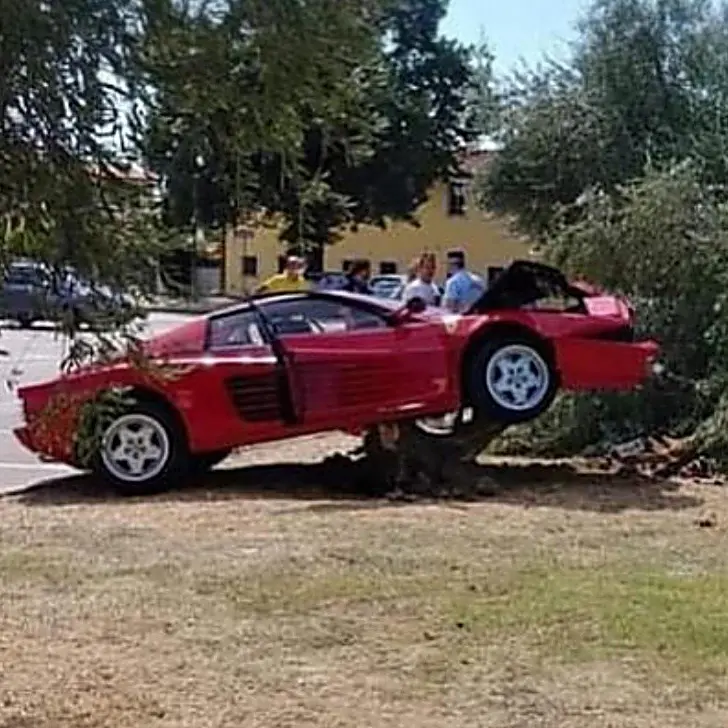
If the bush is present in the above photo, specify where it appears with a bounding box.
[491,162,728,462]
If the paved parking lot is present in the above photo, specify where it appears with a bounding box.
[0,313,193,494]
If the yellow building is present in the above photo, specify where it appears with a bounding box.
[223,150,534,293]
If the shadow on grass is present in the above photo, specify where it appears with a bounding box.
[5,455,703,514]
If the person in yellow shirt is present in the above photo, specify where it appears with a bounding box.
[256,256,309,293]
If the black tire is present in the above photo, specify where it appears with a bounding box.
[16,313,33,328]
[466,335,558,425]
[91,400,190,497]
[190,449,231,474]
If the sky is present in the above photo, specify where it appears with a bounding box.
[442,0,589,74]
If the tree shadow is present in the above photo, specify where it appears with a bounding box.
[6,455,703,514]
[472,460,703,513]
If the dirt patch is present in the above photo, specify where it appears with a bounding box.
[2,435,728,727]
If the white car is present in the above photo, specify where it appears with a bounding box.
[369,274,408,299]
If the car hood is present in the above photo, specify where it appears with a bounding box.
[469,260,606,313]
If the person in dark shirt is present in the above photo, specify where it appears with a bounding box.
[343,259,372,294]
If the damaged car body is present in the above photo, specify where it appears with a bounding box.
[14,260,660,496]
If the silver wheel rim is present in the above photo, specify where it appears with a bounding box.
[100,413,171,483]
[485,344,550,412]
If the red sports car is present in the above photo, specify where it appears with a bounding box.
[14,261,660,495]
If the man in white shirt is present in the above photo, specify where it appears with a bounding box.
[442,249,486,313]
[402,252,441,306]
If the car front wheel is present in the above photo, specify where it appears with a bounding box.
[94,402,189,496]
[467,337,557,424]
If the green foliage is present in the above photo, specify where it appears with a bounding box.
[0,0,163,293]
[74,388,136,468]
[469,39,501,137]
[143,0,479,253]
[483,0,728,241]
[493,162,728,460]
[484,0,728,464]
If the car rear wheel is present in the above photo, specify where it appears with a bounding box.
[94,402,189,496]
[467,336,557,424]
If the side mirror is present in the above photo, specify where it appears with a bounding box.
[406,296,427,314]
[391,296,426,324]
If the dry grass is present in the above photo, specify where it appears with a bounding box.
[2,447,728,727]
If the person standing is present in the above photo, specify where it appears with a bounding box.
[343,259,372,294]
[442,249,486,313]
[402,252,440,307]
[256,256,309,293]
[405,257,419,283]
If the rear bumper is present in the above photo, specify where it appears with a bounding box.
[556,338,661,391]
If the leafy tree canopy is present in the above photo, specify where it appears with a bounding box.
[0,0,161,290]
[484,0,728,466]
[142,0,481,254]
[483,0,728,240]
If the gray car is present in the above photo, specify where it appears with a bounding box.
[0,260,134,328]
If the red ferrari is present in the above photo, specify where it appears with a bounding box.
[14,261,659,495]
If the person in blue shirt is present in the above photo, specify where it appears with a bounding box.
[442,249,486,313]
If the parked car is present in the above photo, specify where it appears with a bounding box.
[307,271,348,291]
[369,274,408,299]
[14,260,660,496]
[0,261,134,327]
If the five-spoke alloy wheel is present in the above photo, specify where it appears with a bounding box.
[93,401,189,496]
[467,336,558,424]
[484,343,550,412]
[101,413,171,485]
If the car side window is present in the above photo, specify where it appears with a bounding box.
[263,298,388,335]
[208,309,265,349]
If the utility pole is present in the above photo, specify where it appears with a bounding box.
[191,153,205,300]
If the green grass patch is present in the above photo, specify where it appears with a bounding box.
[448,564,728,674]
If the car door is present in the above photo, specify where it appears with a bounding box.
[263,297,455,426]
[182,306,298,451]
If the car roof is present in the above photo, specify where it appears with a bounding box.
[208,289,405,319]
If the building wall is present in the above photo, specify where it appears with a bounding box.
[224,224,283,294]
[224,180,533,293]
